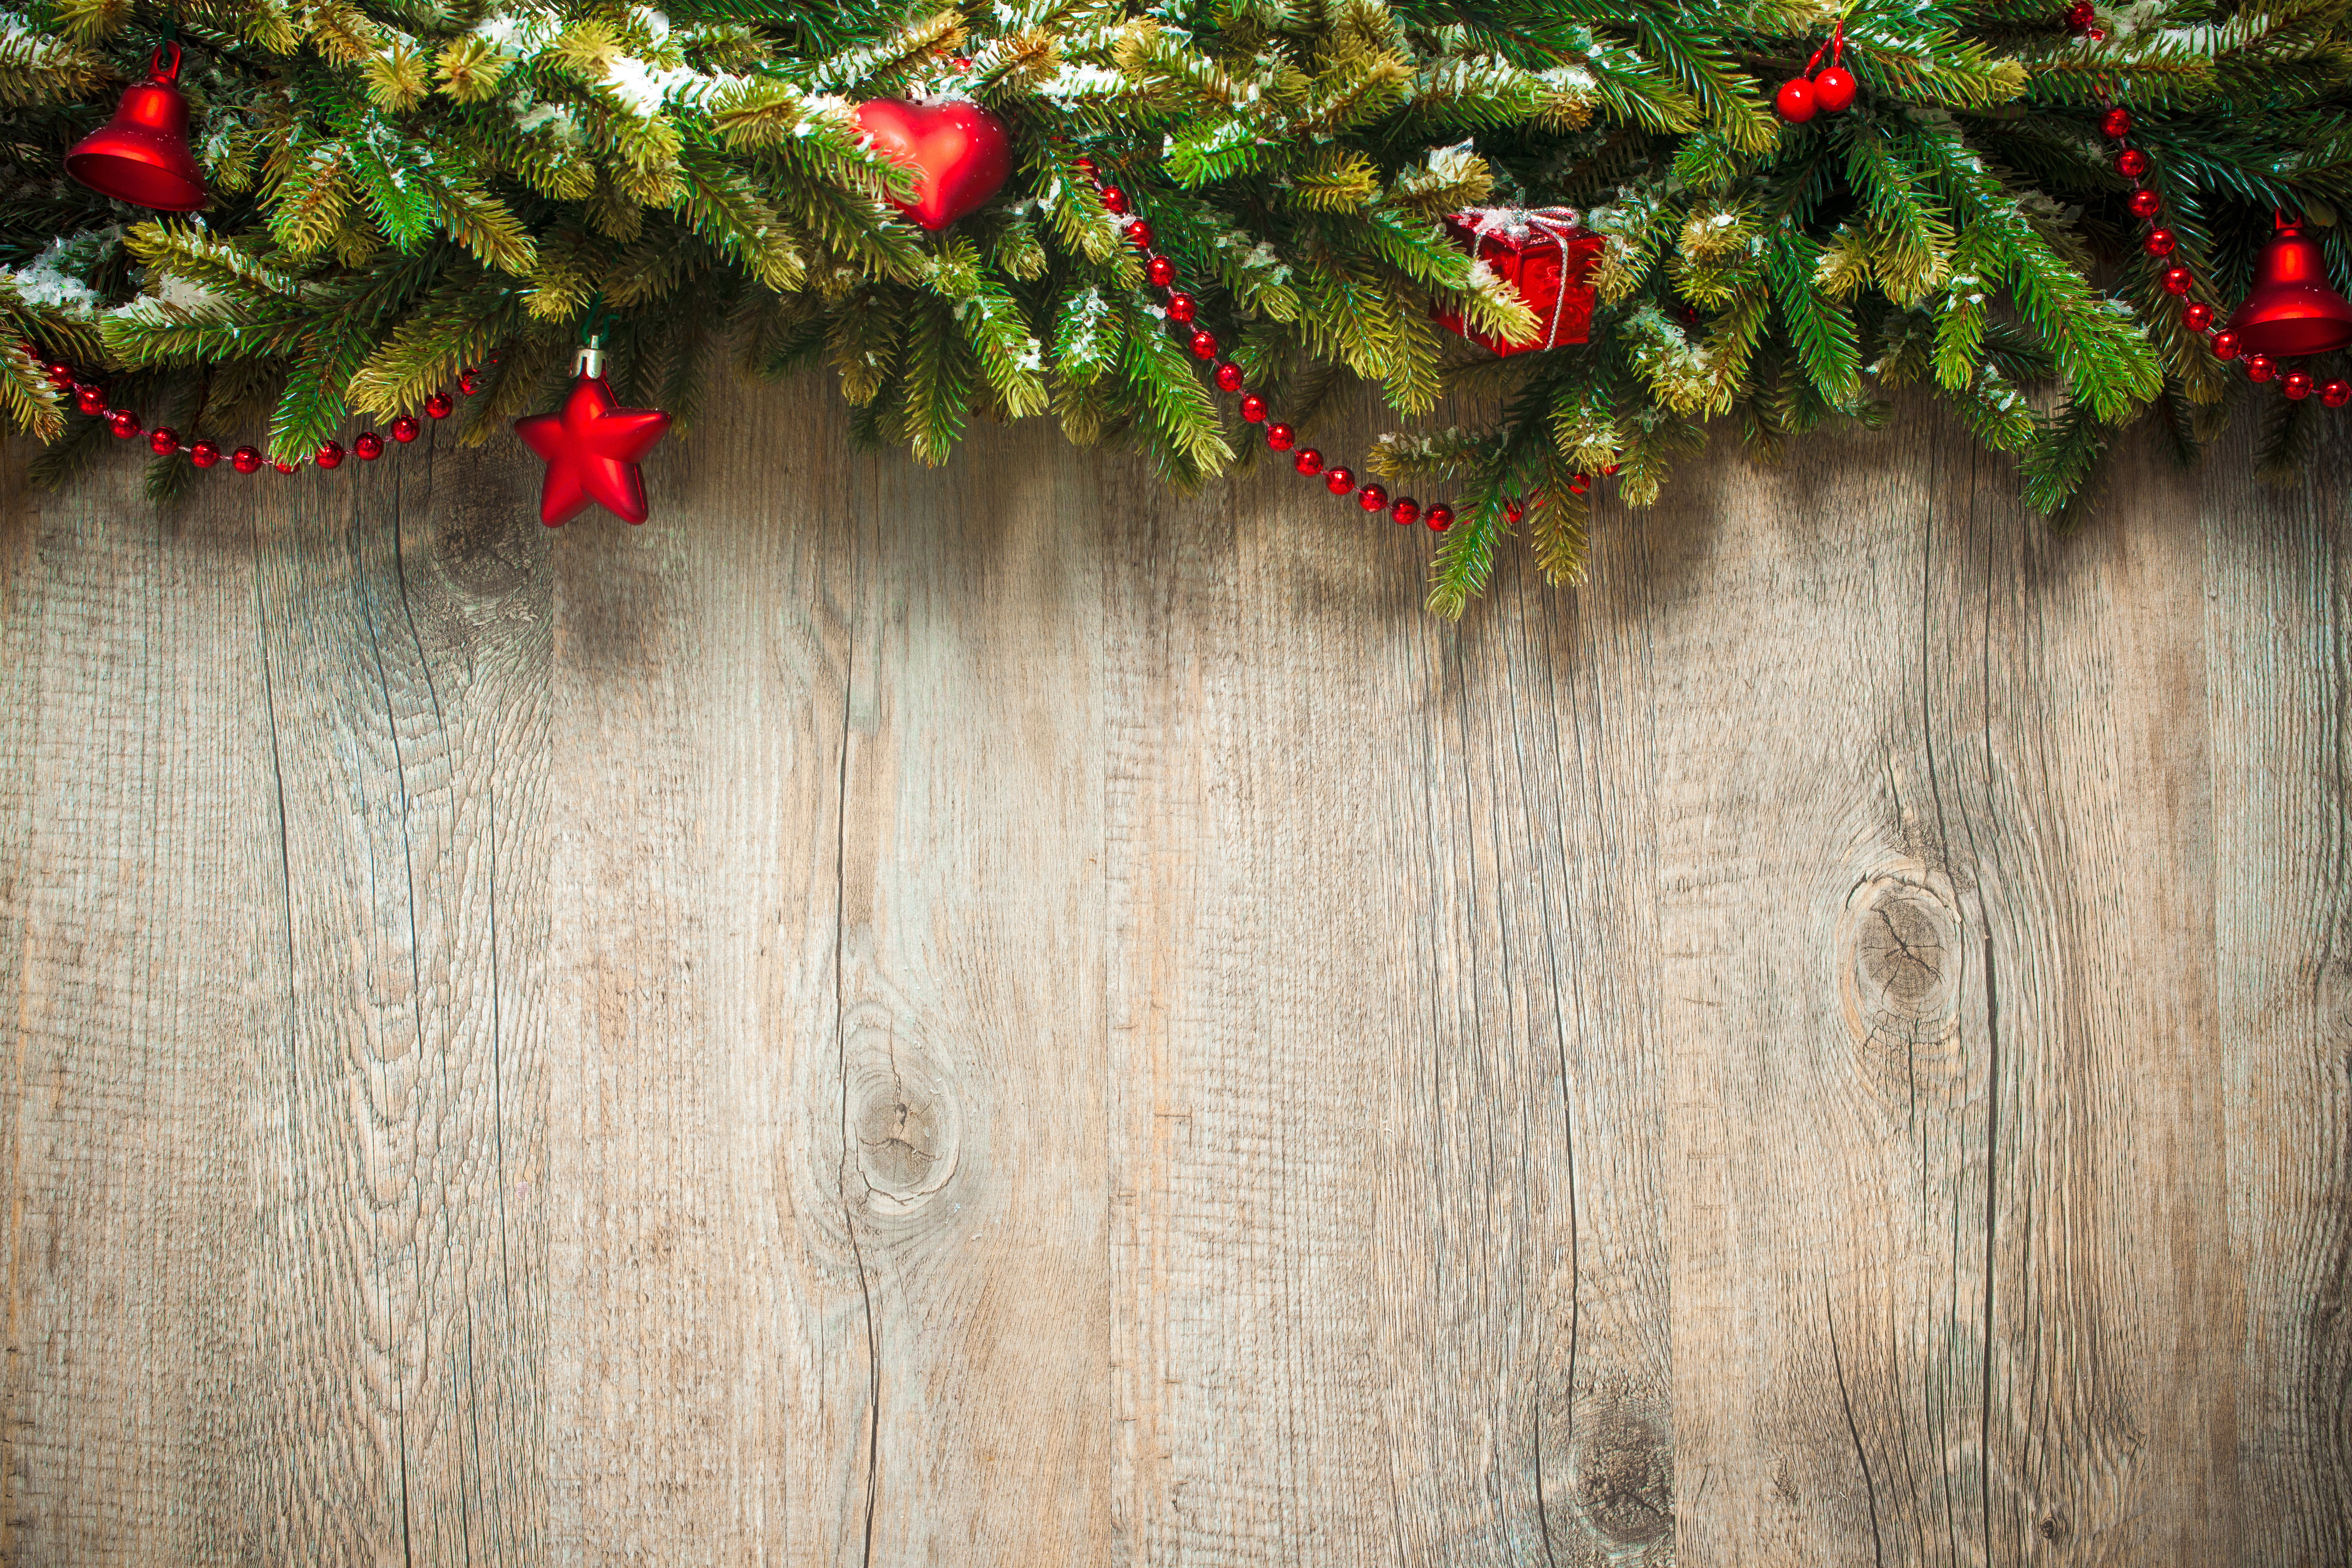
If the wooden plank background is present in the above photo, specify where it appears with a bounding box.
[1,384,2346,1566]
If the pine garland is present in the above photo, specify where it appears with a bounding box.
[3,0,2347,613]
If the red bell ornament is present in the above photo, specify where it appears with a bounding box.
[2226,214,2352,358]
[66,43,206,212]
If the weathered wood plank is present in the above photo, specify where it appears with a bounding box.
[0,438,550,1567]
[235,443,552,1567]
[1656,413,2244,1564]
[1099,397,1670,1565]
[0,458,292,1566]
[2208,433,2352,1567]
[541,401,867,1563]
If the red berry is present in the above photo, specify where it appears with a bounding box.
[1390,496,1419,527]
[458,368,480,395]
[2145,228,2176,257]
[2326,380,2352,408]
[1213,360,1242,391]
[1294,448,1323,476]
[1188,329,1217,359]
[1356,483,1388,513]
[2116,149,2150,179]
[44,361,74,389]
[1167,292,1196,323]
[2247,353,2276,382]
[2160,266,2193,296]
[2128,189,2162,219]
[1147,256,1175,287]
[2212,330,2239,360]
[2284,370,2314,400]
[190,438,220,468]
[148,426,178,455]
[1266,422,1295,452]
[1240,394,1267,423]
[1125,219,1154,250]
[1602,462,1622,476]
[391,415,421,443]
[231,445,262,473]
[2087,25,2106,40]
[1101,185,1128,215]
[2186,302,2214,332]
[273,460,297,474]
[316,440,345,469]
[1568,472,1591,496]
[1074,156,1097,178]
[1324,465,1353,495]
[2102,107,2133,139]
[1505,499,1525,523]
[425,392,453,419]
[108,408,141,438]
[355,432,384,460]
[1812,67,1856,114]
[1774,77,1816,123]
[1424,504,1454,533]
[74,383,106,414]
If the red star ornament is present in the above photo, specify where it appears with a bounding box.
[514,373,672,527]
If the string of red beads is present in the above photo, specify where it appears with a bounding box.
[26,349,488,475]
[2100,107,2352,406]
[1078,158,1459,535]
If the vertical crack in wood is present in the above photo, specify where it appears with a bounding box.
[350,486,422,1568]
[833,618,880,1568]
[249,508,303,1118]
[1825,1292,1886,1568]
[1525,584,1584,1564]
[1981,933,2000,1564]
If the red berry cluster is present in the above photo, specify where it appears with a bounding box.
[1079,159,1459,535]
[24,350,488,475]
[2099,109,2352,406]
[1774,24,1858,124]
[2065,2,2107,42]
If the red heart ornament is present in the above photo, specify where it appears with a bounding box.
[852,98,1012,231]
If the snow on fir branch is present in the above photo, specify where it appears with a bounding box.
[3,0,2350,612]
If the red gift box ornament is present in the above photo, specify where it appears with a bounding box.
[1434,208,1605,355]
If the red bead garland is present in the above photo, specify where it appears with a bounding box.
[1071,159,1564,537]
[2099,101,2350,416]
[21,340,482,481]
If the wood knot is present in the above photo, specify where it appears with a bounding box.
[841,1013,959,1217]
[2038,1514,2069,1542]
[1837,870,1966,1102]
[431,449,542,604]
[1570,1398,1673,1546]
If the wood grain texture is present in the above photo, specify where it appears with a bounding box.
[0,386,2343,1566]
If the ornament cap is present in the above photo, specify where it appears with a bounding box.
[2226,212,2352,357]
[575,342,607,379]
